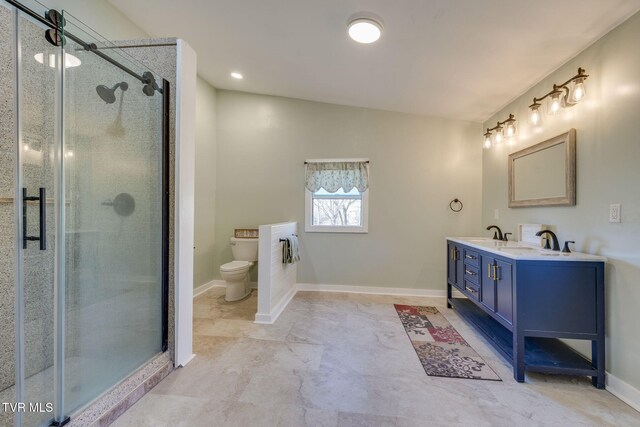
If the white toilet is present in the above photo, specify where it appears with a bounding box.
[220,237,258,302]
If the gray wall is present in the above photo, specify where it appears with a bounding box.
[482,11,640,392]
[194,77,217,287]
[215,91,483,289]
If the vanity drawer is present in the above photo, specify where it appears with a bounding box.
[464,280,480,301]
[463,249,480,267]
[463,264,480,285]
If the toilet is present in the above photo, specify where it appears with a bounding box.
[220,237,258,302]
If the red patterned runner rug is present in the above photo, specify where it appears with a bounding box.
[394,305,501,381]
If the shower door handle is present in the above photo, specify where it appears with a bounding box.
[22,187,46,250]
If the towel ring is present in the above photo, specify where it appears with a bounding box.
[449,198,463,212]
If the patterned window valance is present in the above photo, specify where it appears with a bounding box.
[304,160,369,193]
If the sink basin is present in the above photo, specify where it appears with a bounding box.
[498,246,536,251]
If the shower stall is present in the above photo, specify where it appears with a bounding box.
[0,1,169,426]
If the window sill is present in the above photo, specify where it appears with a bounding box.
[305,225,368,233]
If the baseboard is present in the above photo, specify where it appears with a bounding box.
[606,372,640,412]
[193,280,257,298]
[254,286,297,324]
[193,280,221,298]
[177,353,196,368]
[295,282,448,298]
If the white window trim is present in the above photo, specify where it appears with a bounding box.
[304,158,369,233]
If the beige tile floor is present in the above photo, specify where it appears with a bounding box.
[112,288,640,426]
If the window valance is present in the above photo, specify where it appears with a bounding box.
[304,160,369,193]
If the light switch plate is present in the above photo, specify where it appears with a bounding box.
[609,204,621,223]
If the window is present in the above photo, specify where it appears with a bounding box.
[304,159,369,233]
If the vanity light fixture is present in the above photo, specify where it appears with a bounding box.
[347,14,383,44]
[528,67,589,125]
[483,114,517,149]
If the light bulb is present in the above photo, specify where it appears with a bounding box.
[24,144,30,152]
[530,109,540,124]
[506,124,515,138]
[571,78,586,102]
[494,128,503,144]
[483,133,492,149]
[548,92,561,115]
[503,116,516,139]
[529,104,542,126]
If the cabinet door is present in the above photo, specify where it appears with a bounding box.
[447,242,457,285]
[447,242,463,289]
[455,246,464,289]
[480,256,496,311]
[495,259,513,324]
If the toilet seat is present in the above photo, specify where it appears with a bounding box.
[220,260,251,272]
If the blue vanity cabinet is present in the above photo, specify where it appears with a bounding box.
[446,238,605,389]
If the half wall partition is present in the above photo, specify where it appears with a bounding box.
[0,1,169,425]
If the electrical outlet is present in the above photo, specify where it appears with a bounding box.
[609,204,621,223]
[494,209,499,220]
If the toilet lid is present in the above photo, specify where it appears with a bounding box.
[220,260,251,272]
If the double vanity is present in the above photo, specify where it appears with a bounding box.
[446,237,605,388]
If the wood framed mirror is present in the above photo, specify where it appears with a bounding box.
[508,129,576,207]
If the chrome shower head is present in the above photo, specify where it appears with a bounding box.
[96,81,128,104]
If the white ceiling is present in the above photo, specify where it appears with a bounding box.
[109,0,640,122]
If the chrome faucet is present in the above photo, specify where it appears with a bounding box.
[486,225,503,241]
[535,230,561,251]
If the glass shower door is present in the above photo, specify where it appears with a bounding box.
[60,11,166,415]
[1,3,167,425]
[13,5,60,427]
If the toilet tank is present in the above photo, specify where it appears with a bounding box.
[230,237,259,261]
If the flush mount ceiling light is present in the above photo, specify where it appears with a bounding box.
[528,67,589,126]
[230,72,243,79]
[483,114,517,149]
[347,14,383,44]
[34,52,81,68]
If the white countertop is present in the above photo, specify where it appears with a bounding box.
[447,237,607,262]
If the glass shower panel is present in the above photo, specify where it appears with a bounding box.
[61,13,165,413]
[16,6,59,427]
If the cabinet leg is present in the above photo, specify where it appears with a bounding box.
[513,333,525,383]
[446,283,452,309]
[591,339,605,389]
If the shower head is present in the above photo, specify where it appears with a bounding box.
[96,82,128,104]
